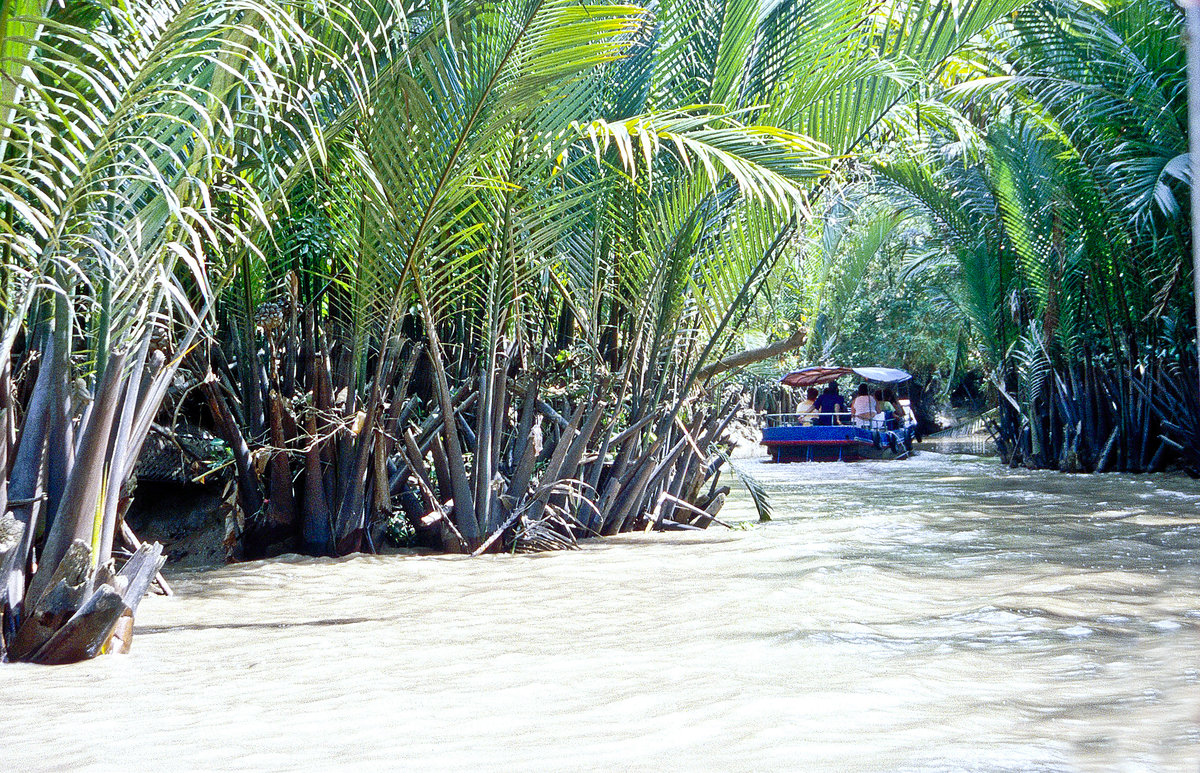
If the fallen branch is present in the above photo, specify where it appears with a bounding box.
[695,327,807,382]
[121,522,172,596]
[647,492,734,531]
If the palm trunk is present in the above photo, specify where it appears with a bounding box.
[414,276,477,545]
[30,348,128,602]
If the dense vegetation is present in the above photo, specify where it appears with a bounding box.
[0,0,1194,663]
[881,0,1197,474]
[743,0,1197,472]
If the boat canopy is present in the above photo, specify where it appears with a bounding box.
[780,366,912,388]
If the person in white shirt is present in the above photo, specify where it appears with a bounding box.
[796,387,820,424]
[850,383,877,427]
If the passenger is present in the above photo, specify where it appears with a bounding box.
[812,382,847,426]
[906,391,923,442]
[883,388,905,428]
[850,383,877,426]
[875,389,895,429]
[796,387,820,424]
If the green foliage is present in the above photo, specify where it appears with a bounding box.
[814,206,968,393]
[383,511,416,547]
[862,0,1195,468]
[717,449,772,522]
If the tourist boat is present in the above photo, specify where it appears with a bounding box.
[761,366,918,462]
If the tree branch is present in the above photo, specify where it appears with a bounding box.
[695,328,807,383]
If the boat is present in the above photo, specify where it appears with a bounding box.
[761,366,918,462]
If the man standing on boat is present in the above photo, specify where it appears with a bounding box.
[812,382,847,426]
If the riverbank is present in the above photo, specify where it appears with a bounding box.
[4,451,1199,771]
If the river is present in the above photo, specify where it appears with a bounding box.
[3,451,1200,771]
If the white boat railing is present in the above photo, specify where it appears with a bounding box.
[764,413,916,430]
[763,413,812,427]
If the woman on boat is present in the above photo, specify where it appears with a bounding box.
[851,383,877,426]
[797,387,820,424]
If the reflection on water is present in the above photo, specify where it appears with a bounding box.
[3,452,1200,771]
[915,435,997,457]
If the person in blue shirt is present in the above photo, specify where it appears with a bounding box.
[812,382,847,426]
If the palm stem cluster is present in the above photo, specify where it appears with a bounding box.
[2,0,1037,661]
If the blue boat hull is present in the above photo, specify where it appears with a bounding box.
[761,424,914,462]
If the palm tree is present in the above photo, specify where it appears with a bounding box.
[0,0,380,662]
[205,0,834,554]
[874,0,1196,472]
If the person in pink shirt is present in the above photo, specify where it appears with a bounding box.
[850,383,877,426]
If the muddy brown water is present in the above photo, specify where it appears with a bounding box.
[3,451,1199,771]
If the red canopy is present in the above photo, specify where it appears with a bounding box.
[780,366,912,388]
